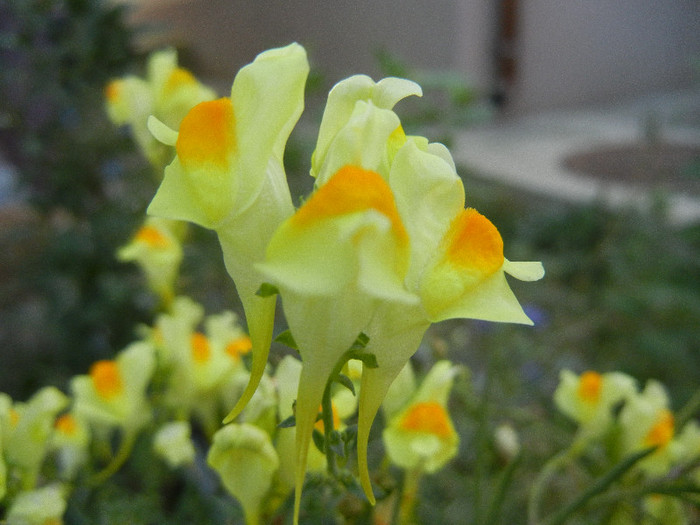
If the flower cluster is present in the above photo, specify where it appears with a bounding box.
[142,42,543,523]
[531,370,700,524]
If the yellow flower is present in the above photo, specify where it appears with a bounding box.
[553,369,636,437]
[0,388,68,490]
[105,48,216,167]
[71,342,155,433]
[156,305,251,431]
[619,380,681,476]
[5,484,67,525]
[147,44,310,423]
[257,74,544,518]
[382,361,461,474]
[153,421,195,469]
[207,423,280,525]
[117,217,184,304]
[50,412,91,480]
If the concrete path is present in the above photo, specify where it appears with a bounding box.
[452,89,700,225]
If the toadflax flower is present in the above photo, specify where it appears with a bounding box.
[618,380,680,476]
[0,387,69,491]
[147,43,309,423]
[117,217,184,305]
[207,423,279,525]
[71,341,155,435]
[383,360,461,474]
[105,48,216,168]
[553,369,636,439]
[256,73,544,520]
[5,483,67,525]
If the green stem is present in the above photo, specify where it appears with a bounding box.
[473,355,493,524]
[540,447,656,525]
[484,453,522,525]
[321,376,339,478]
[397,467,422,525]
[528,441,584,525]
[89,430,138,485]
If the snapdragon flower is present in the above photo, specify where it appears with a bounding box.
[117,217,184,305]
[105,48,216,168]
[71,341,155,435]
[257,74,544,518]
[0,387,68,491]
[553,369,636,439]
[207,423,280,525]
[383,360,461,474]
[147,43,309,424]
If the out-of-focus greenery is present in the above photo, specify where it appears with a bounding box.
[0,0,165,398]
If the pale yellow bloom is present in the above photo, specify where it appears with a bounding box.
[71,342,155,434]
[383,361,461,474]
[207,424,279,525]
[117,217,184,304]
[147,44,309,423]
[105,48,216,167]
[553,369,636,438]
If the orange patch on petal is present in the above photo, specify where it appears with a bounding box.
[135,225,170,249]
[9,408,19,427]
[105,80,121,103]
[292,165,408,244]
[90,360,123,400]
[444,209,503,276]
[55,414,78,436]
[176,98,235,171]
[578,371,603,404]
[191,332,211,364]
[645,409,675,449]
[225,336,252,360]
[399,401,453,438]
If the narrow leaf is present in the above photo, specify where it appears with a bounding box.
[274,329,298,350]
[335,374,356,396]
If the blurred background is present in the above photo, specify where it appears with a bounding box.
[0,1,699,522]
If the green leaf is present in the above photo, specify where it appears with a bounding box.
[255,282,279,297]
[278,414,296,428]
[542,447,657,525]
[312,429,325,454]
[274,329,298,350]
[334,374,356,396]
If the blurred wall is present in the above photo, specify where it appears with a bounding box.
[128,0,463,90]
[510,0,700,113]
[127,0,700,113]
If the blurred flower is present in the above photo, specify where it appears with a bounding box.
[382,361,461,474]
[5,483,67,525]
[553,370,636,438]
[49,412,90,481]
[147,43,309,423]
[153,421,195,469]
[117,217,184,305]
[619,380,680,476]
[207,423,279,525]
[494,423,521,463]
[643,494,689,525]
[154,305,251,432]
[71,341,155,434]
[0,387,68,491]
[105,48,216,168]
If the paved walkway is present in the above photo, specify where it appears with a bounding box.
[452,89,700,225]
